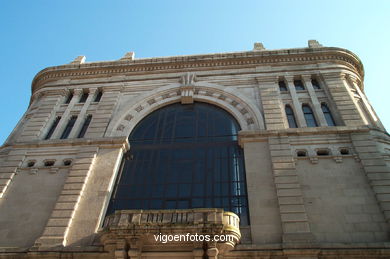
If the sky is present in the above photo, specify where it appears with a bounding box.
[0,0,389,145]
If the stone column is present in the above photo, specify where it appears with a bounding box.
[321,72,365,127]
[348,75,385,130]
[351,132,390,225]
[90,87,122,138]
[18,91,65,142]
[285,76,306,127]
[52,88,83,139]
[302,75,327,126]
[69,88,97,138]
[268,136,316,245]
[256,76,286,130]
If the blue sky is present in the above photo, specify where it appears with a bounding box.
[0,0,389,144]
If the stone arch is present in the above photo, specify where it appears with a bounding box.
[106,82,265,138]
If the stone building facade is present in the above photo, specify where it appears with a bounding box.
[0,40,389,258]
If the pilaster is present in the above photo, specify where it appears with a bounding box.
[18,91,64,142]
[33,146,98,248]
[69,88,97,138]
[256,76,286,130]
[268,136,316,245]
[348,75,385,130]
[302,75,327,126]
[321,72,365,126]
[52,89,83,139]
[89,88,122,138]
[351,132,390,225]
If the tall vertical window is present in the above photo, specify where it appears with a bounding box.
[94,91,103,102]
[77,115,92,138]
[302,104,318,127]
[279,80,288,91]
[44,116,61,140]
[65,93,73,104]
[311,78,321,89]
[321,103,336,126]
[79,92,89,103]
[107,103,250,225]
[285,105,298,128]
[60,116,77,139]
[294,80,305,90]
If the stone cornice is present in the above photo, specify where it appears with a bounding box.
[1,136,129,151]
[31,47,364,94]
[237,125,374,147]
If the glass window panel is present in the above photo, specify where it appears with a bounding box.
[214,198,222,208]
[177,200,190,209]
[193,183,203,196]
[192,198,204,208]
[178,184,191,197]
[150,199,163,209]
[294,80,305,90]
[165,200,176,209]
[165,184,177,197]
[221,183,229,196]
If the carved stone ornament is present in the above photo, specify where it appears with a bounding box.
[180,73,197,104]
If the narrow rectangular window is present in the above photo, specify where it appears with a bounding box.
[45,116,61,140]
[77,115,92,138]
[60,116,77,139]
[94,91,103,102]
[79,93,88,103]
[311,79,321,89]
[279,81,288,91]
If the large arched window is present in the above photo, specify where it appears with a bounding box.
[107,102,250,225]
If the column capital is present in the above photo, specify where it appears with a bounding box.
[284,75,295,83]
[73,88,84,95]
[88,87,98,94]
[301,74,312,81]
[321,71,348,81]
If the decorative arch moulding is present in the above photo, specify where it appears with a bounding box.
[31,47,364,93]
[108,83,265,137]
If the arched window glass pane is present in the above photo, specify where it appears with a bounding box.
[321,103,336,126]
[279,81,288,91]
[294,80,305,90]
[302,105,318,127]
[107,103,250,225]
[285,105,298,128]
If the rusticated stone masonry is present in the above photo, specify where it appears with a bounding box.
[268,136,316,245]
[33,146,98,248]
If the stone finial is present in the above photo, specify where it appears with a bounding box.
[121,52,135,60]
[253,42,265,51]
[308,40,323,48]
[70,56,86,64]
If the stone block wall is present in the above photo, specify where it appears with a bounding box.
[0,43,389,258]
